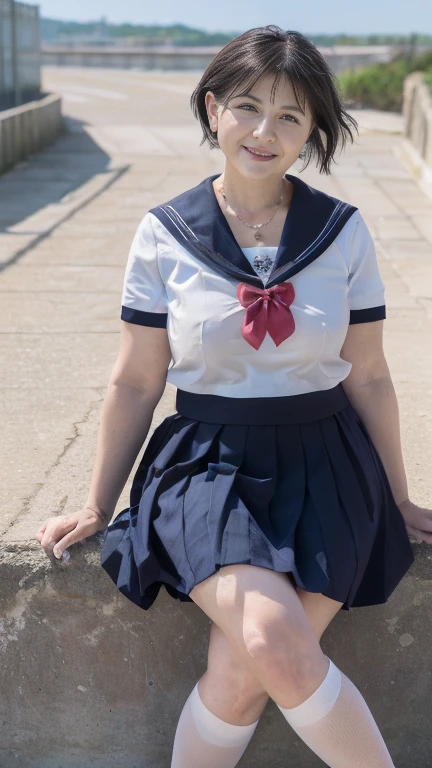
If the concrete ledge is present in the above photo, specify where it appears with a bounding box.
[0,92,65,177]
[393,138,432,206]
[40,44,416,75]
[1,533,430,767]
[403,72,432,168]
[395,73,432,203]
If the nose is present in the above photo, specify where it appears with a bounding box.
[252,116,277,143]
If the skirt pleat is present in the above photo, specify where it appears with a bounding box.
[100,404,414,612]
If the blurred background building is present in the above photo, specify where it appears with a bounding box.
[0,0,40,109]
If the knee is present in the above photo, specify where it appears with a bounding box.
[243,621,324,693]
[233,682,270,720]
[202,668,269,722]
[234,673,270,709]
[207,621,268,704]
[212,662,269,709]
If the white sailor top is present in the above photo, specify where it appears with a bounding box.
[121,173,386,399]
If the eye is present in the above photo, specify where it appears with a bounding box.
[281,114,299,124]
[237,104,298,124]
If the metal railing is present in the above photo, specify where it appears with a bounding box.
[0,0,40,110]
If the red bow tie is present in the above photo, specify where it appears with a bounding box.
[237,282,295,350]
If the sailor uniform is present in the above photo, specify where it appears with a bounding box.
[100,172,414,611]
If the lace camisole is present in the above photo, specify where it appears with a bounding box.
[240,246,278,285]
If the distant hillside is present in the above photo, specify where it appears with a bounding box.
[39,19,432,48]
[39,19,238,45]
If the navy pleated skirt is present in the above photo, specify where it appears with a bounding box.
[100,384,414,612]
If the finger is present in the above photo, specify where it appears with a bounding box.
[405,525,423,543]
[420,507,432,524]
[404,524,416,537]
[417,531,432,545]
[40,535,58,553]
[405,524,432,544]
[53,515,102,559]
[53,526,85,559]
[40,517,76,549]
[34,524,47,541]
[415,515,432,532]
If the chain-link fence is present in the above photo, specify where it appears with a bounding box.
[0,0,40,110]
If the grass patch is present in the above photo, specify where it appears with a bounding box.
[339,51,432,111]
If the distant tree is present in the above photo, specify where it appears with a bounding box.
[339,49,432,111]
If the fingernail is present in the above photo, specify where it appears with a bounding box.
[53,548,61,559]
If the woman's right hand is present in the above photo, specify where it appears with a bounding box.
[34,506,108,561]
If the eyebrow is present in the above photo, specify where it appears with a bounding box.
[233,93,305,115]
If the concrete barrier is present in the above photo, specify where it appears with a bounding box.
[1,530,430,767]
[0,92,64,176]
[400,72,432,191]
[40,43,430,76]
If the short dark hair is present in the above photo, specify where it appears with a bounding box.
[190,25,358,175]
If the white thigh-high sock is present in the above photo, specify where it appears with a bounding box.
[170,680,260,768]
[276,656,395,767]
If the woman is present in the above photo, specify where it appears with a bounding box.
[35,26,432,768]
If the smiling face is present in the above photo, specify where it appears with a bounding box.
[205,74,315,179]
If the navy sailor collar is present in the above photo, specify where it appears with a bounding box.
[149,173,358,289]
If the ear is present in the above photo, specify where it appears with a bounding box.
[205,91,219,124]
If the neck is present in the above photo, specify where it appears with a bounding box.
[215,165,289,218]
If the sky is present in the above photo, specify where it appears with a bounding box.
[36,0,432,36]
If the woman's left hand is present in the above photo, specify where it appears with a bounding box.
[398,499,432,545]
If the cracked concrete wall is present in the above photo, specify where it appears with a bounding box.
[3,384,177,544]
[1,539,431,767]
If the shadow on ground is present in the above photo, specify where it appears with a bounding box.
[0,115,129,271]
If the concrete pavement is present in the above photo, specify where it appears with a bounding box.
[1,67,431,767]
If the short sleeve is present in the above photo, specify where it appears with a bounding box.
[121,212,168,328]
[347,213,386,324]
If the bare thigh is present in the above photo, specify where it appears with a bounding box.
[191,564,343,713]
